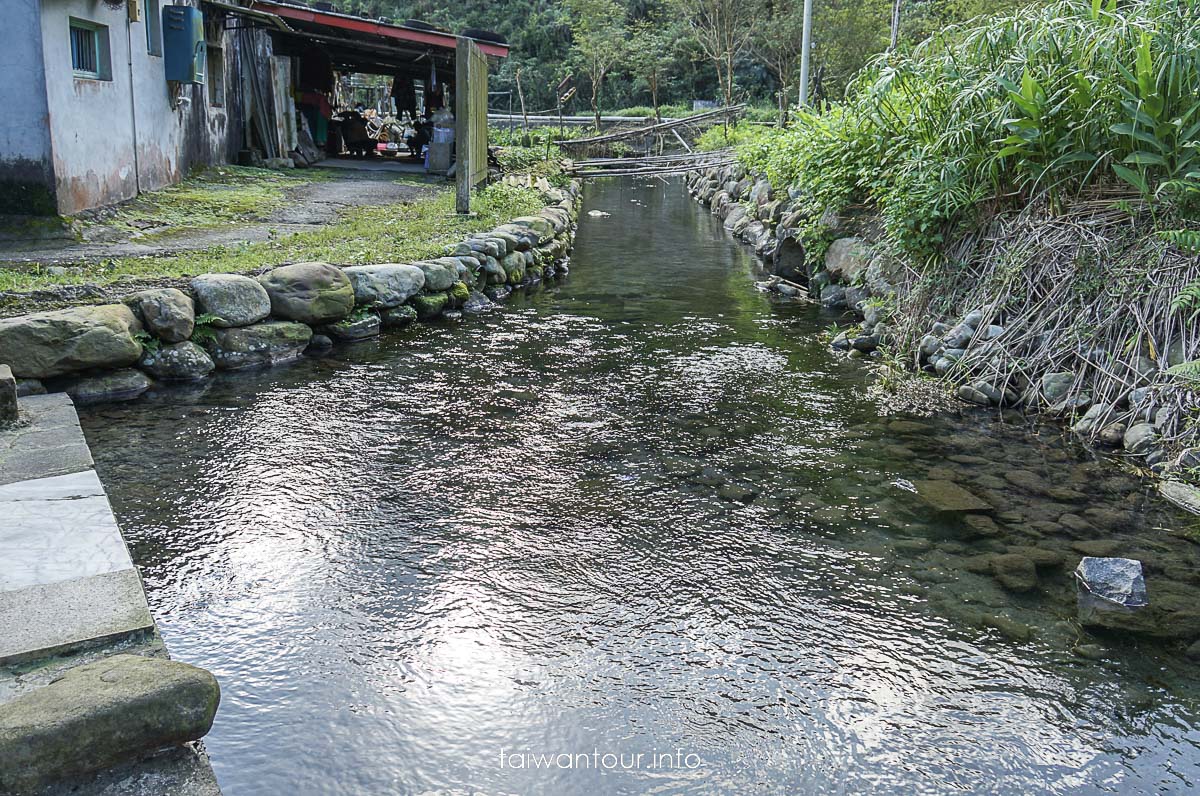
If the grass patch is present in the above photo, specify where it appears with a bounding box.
[87,165,326,235]
[1,182,546,294]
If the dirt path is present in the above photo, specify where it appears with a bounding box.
[0,170,438,268]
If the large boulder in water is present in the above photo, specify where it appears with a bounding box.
[343,264,426,308]
[258,262,355,324]
[202,321,312,370]
[0,304,143,379]
[124,288,194,343]
[190,274,271,328]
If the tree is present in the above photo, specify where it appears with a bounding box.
[750,1,807,124]
[672,0,754,109]
[627,21,675,122]
[565,0,628,130]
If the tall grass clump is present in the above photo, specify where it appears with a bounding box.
[743,0,1200,260]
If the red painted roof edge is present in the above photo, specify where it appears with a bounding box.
[247,1,509,58]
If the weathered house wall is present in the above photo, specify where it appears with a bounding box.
[0,0,57,215]
[35,0,244,215]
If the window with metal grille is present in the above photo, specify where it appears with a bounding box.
[70,19,111,80]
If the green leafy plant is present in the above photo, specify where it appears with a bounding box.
[190,313,223,345]
[133,330,160,355]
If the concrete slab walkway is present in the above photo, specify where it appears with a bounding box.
[0,392,221,793]
[0,395,153,664]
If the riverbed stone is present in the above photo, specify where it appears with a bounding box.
[914,480,991,513]
[137,342,215,381]
[0,654,220,793]
[958,383,993,406]
[0,305,143,379]
[321,313,381,341]
[1072,402,1112,436]
[991,553,1038,592]
[203,321,312,370]
[1098,421,1128,447]
[342,263,425,308]
[258,262,354,325]
[1123,422,1156,455]
[190,274,270,328]
[124,288,195,343]
[63,369,151,404]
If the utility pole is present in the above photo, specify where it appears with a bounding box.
[890,0,902,51]
[798,0,814,106]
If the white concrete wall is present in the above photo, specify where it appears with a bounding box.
[39,0,235,214]
[0,0,56,214]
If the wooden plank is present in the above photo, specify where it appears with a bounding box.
[557,105,744,147]
[456,38,489,214]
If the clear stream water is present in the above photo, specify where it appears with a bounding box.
[81,178,1200,795]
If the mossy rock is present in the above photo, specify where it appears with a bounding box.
[449,281,471,306]
[411,292,450,319]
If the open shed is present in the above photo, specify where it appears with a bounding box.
[213,0,505,206]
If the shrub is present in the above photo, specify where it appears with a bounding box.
[736,0,1200,260]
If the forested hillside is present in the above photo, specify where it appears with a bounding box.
[324,0,1031,115]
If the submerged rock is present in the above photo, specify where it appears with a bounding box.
[322,313,381,341]
[203,321,312,370]
[991,553,1038,592]
[63,369,151,403]
[380,305,418,328]
[138,341,214,381]
[462,290,495,314]
[913,479,991,513]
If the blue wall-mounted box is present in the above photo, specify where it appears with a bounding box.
[163,5,205,83]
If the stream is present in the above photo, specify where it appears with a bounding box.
[80,177,1200,794]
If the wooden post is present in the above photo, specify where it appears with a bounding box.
[455,38,488,215]
[455,39,470,214]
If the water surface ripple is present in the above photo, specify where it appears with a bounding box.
[81,178,1200,795]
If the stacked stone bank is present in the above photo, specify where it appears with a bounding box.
[685,164,1200,480]
[0,180,581,402]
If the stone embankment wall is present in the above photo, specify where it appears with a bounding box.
[0,179,581,403]
[686,165,1196,486]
